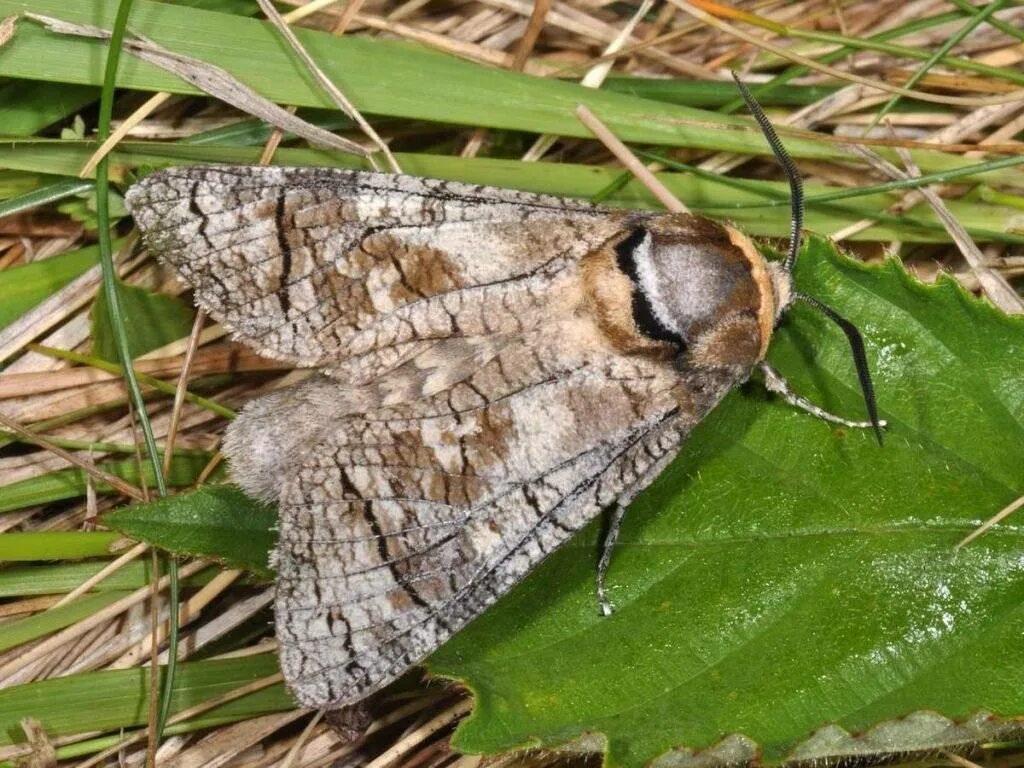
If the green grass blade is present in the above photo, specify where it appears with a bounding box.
[946,0,1024,42]
[775,16,1024,90]
[0,532,120,561]
[91,0,177,703]
[0,81,97,136]
[600,78,840,108]
[0,178,93,219]
[0,655,291,749]
[0,240,99,330]
[0,592,129,653]
[0,432,210,457]
[866,0,1009,132]
[721,11,974,112]
[0,453,213,512]
[0,0,1010,176]
[0,561,225,597]
[93,0,162,493]
[0,140,1020,243]
[30,344,236,419]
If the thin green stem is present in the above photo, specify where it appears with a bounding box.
[93,0,178,743]
[946,0,1024,43]
[637,150,1024,245]
[764,17,1024,89]
[723,11,975,113]
[0,431,211,456]
[865,0,1009,132]
[28,344,236,419]
[979,186,1024,210]
[639,150,1024,209]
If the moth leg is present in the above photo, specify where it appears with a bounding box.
[596,438,681,617]
[597,502,628,617]
[757,361,887,430]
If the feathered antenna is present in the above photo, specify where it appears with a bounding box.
[731,72,803,274]
[732,73,882,444]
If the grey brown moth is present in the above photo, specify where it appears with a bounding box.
[124,83,882,708]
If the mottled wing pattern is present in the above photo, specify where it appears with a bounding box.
[274,319,723,706]
[220,333,525,503]
[125,166,628,371]
[126,165,738,708]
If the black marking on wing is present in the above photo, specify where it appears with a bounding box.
[615,227,687,349]
[188,182,211,249]
[284,407,684,652]
[274,194,293,316]
[350,467,433,612]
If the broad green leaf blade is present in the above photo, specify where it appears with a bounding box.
[0,654,291,748]
[0,80,97,137]
[104,485,276,578]
[426,239,1024,766]
[91,280,195,361]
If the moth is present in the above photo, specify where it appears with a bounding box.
[124,83,882,708]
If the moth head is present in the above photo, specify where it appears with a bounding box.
[598,217,783,370]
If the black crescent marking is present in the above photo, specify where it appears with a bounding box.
[614,228,687,348]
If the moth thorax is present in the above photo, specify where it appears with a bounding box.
[583,215,779,367]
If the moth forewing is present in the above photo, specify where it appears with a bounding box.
[126,167,796,707]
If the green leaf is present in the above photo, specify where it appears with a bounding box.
[0,242,99,331]
[104,485,276,578]
[428,239,1024,765]
[90,240,1024,765]
[0,654,291,748]
[0,81,97,137]
[59,113,86,141]
[57,186,127,232]
[90,280,194,362]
